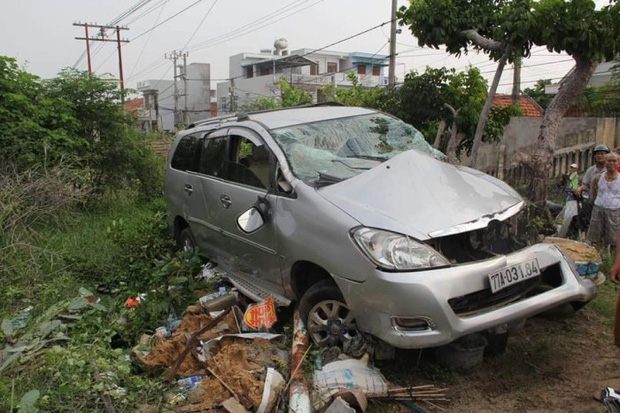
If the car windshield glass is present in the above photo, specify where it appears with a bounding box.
[269,113,445,186]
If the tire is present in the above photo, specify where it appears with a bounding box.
[299,279,358,347]
[178,227,197,253]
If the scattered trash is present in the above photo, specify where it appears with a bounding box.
[243,296,277,331]
[198,287,229,307]
[202,293,238,312]
[200,262,219,281]
[222,396,253,413]
[256,368,285,413]
[125,297,141,310]
[1,307,32,338]
[178,375,203,391]
[312,355,389,410]
[289,311,312,413]
[599,387,620,413]
[325,396,356,413]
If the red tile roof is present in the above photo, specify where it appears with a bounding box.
[123,98,144,113]
[492,94,544,117]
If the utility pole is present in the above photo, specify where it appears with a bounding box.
[512,56,521,105]
[74,23,129,101]
[229,78,236,113]
[183,52,189,126]
[388,0,398,87]
[166,50,189,128]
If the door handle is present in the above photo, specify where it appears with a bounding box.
[220,194,232,208]
[183,184,193,195]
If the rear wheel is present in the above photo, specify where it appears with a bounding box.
[178,227,197,253]
[299,279,358,347]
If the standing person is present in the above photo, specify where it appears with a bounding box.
[567,163,580,199]
[588,153,620,247]
[577,145,610,231]
[578,144,610,198]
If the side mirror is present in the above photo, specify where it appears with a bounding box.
[237,207,265,233]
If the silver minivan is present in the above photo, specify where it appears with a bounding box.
[164,105,596,349]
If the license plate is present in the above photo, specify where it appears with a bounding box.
[488,259,541,293]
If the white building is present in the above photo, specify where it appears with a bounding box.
[136,62,212,132]
[217,41,389,114]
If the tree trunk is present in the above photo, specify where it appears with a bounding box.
[528,56,597,208]
[444,103,462,164]
[447,132,466,165]
[433,120,446,149]
[469,46,512,168]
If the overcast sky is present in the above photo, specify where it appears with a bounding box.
[2,0,591,95]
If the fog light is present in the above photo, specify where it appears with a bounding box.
[392,316,435,331]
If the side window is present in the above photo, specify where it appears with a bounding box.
[171,134,200,172]
[227,135,271,189]
[199,137,228,178]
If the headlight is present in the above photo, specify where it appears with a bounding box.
[352,227,449,271]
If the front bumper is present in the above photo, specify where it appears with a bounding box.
[334,243,597,349]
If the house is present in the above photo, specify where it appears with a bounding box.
[136,62,212,132]
[545,61,617,95]
[492,94,545,117]
[216,39,389,114]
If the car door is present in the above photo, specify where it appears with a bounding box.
[186,128,232,264]
[209,127,284,295]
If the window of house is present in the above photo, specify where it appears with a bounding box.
[372,66,380,76]
[171,134,201,172]
[357,65,366,75]
[310,63,318,76]
[246,66,254,78]
[327,62,337,73]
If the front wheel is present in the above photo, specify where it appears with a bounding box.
[298,279,358,347]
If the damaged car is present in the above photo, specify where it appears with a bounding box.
[164,105,597,349]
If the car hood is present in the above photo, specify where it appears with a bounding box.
[318,150,523,240]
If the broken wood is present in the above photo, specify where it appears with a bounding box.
[207,367,253,410]
[165,309,230,382]
[222,397,252,413]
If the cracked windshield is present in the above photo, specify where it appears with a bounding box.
[270,113,445,186]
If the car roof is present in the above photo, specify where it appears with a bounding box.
[186,105,378,132]
[248,106,377,129]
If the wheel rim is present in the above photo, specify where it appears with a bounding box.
[307,300,358,347]
[181,235,195,253]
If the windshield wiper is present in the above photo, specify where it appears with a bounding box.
[314,172,344,188]
[345,154,387,162]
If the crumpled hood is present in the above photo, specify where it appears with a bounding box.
[318,150,523,240]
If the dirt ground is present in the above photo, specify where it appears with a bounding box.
[375,305,620,413]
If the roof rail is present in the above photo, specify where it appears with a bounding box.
[311,101,344,107]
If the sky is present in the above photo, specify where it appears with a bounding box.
[0,0,594,96]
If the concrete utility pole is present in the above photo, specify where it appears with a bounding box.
[388,0,398,86]
[229,78,237,113]
[183,52,189,126]
[166,50,189,128]
[74,23,129,101]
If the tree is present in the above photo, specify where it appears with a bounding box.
[0,58,160,197]
[399,0,620,207]
[524,79,553,109]
[240,78,312,111]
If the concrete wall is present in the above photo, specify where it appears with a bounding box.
[217,75,279,114]
[474,117,619,174]
[137,79,175,131]
[184,63,211,123]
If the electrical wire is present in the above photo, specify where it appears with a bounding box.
[132,0,209,42]
[127,1,168,79]
[181,0,219,51]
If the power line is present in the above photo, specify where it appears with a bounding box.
[181,0,219,51]
[132,0,208,42]
[185,0,324,52]
[127,1,168,79]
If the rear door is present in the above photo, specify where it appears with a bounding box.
[186,129,231,264]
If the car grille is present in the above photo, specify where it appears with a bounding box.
[448,276,542,317]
